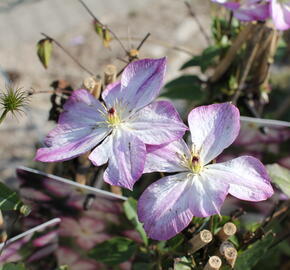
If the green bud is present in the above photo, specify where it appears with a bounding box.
[93,20,111,48]
[93,20,103,37]
[19,204,31,216]
[37,38,53,69]
[102,28,112,48]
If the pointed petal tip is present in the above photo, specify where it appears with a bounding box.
[103,173,134,191]
[125,57,167,73]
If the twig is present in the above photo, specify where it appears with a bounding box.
[120,36,195,56]
[203,256,222,270]
[217,222,237,241]
[116,57,129,64]
[41,33,94,76]
[78,0,128,54]
[227,11,233,39]
[28,88,72,96]
[137,32,151,50]
[189,230,213,253]
[117,33,152,77]
[210,23,256,83]
[185,1,211,46]
[232,26,264,104]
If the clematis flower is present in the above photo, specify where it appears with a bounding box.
[212,0,270,21]
[137,103,273,240]
[35,58,187,189]
[270,0,290,30]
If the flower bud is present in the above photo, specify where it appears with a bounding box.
[37,38,53,69]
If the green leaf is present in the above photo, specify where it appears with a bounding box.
[0,183,29,215]
[181,46,222,72]
[0,263,26,270]
[123,197,148,245]
[267,164,290,197]
[174,257,193,270]
[166,234,185,251]
[37,38,53,69]
[88,237,137,265]
[161,75,204,101]
[235,233,275,270]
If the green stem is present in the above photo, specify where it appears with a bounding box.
[0,110,8,125]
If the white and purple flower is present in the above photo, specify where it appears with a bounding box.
[137,103,273,240]
[212,0,290,30]
[35,58,187,190]
[212,0,270,21]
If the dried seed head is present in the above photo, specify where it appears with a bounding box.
[0,84,30,124]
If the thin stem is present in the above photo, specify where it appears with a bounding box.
[120,37,194,56]
[227,11,233,39]
[185,1,211,46]
[41,33,94,76]
[28,89,72,96]
[232,39,261,104]
[137,32,151,51]
[116,57,129,64]
[0,110,7,125]
[79,0,101,24]
[78,0,128,54]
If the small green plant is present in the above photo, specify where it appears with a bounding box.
[0,84,29,124]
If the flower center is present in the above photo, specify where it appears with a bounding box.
[189,155,203,174]
[107,107,121,127]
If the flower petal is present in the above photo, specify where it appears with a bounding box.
[212,0,270,21]
[36,126,110,162]
[188,103,240,164]
[144,139,191,173]
[206,156,274,201]
[271,0,290,31]
[234,0,270,21]
[103,130,146,190]
[89,135,112,166]
[121,58,166,111]
[137,172,229,240]
[36,89,110,162]
[101,81,121,109]
[102,58,166,113]
[126,100,188,145]
[60,89,106,126]
[137,173,194,240]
